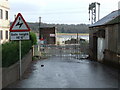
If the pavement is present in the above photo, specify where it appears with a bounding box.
[7,56,119,88]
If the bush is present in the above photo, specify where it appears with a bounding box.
[2,41,19,67]
[2,32,37,67]
[30,32,37,45]
[2,41,32,67]
[21,40,32,58]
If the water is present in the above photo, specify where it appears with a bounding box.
[57,34,89,41]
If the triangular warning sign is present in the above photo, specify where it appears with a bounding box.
[10,13,30,32]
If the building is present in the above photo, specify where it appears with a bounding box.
[39,27,57,45]
[56,37,65,45]
[0,0,10,44]
[89,9,120,67]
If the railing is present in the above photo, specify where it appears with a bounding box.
[33,43,89,60]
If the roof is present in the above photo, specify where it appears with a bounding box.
[106,15,120,25]
[90,9,120,27]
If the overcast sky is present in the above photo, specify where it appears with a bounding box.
[9,0,120,24]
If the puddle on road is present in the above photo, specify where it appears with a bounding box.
[41,65,44,67]
[22,60,37,79]
[77,60,90,63]
[60,57,90,64]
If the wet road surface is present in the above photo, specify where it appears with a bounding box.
[7,56,119,88]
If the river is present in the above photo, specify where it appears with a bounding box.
[57,33,89,41]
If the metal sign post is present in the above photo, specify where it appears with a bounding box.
[19,40,22,80]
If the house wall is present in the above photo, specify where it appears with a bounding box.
[105,25,118,52]
[104,24,120,67]
[118,23,120,53]
[0,0,10,44]
[89,24,120,67]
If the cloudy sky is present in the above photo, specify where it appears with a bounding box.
[9,0,120,24]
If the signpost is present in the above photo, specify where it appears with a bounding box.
[10,13,30,80]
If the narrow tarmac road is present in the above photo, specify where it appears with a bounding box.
[8,56,119,88]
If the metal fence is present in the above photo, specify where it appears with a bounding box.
[33,43,89,60]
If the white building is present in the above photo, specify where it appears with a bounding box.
[0,0,10,44]
[56,37,65,45]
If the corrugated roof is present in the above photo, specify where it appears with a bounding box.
[90,9,120,27]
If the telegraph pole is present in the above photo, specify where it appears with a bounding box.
[39,17,41,39]
[77,33,79,44]
[39,17,41,51]
[76,33,79,59]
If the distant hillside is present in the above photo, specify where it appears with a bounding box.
[10,22,89,33]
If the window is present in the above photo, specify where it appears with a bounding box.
[6,31,8,39]
[0,31,3,40]
[5,11,8,20]
[0,9,3,19]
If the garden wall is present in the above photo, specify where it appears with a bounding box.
[2,50,32,88]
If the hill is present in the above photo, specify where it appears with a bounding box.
[10,22,89,33]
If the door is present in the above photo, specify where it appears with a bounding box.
[97,38,105,62]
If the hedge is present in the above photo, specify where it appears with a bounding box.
[30,32,37,45]
[2,32,37,67]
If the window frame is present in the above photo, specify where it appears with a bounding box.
[5,10,8,20]
[6,31,8,39]
[0,9,3,19]
[0,31,3,40]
